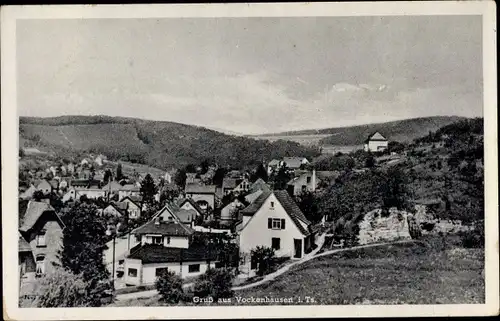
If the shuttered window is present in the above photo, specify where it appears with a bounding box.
[268,218,286,230]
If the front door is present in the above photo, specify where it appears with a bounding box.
[294,239,302,258]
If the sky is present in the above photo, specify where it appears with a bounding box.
[17,16,483,135]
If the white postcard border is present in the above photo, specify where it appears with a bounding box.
[2,2,498,319]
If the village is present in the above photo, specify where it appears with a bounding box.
[18,132,399,296]
[18,122,484,306]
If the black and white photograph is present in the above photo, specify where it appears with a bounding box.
[1,2,498,319]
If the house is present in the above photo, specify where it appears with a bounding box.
[19,201,65,280]
[81,158,90,166]
[282,157,310,170]
[363,132,388,152]
[267,159,282,175]
[221,177,250,196]
[67,163,75,174]
[123,207,221,285]
[79,169,92,180]
[121,196,142,219]
[20,184,37,200]
[184,184,217,210]
[102,180,123,197]
[36,180,52,195]
[118,184,141,201]
[101,202,128,218]
[236,190,315,277]
[75,188,106,200]
[220,199,244,226]
[62,187,77,202]
[286,169,317,196]
[124,243,220,286]
[185,173,200,185]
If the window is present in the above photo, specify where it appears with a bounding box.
[188,264,200,273]
[306,177,311,184]
[35,255,45,276]
[36,231,46,247]
[272,238,281,250]
[155,267,168,277]
[128,268,138,277]
[250,255,258,270]
[268,218,286,230]
[152,236,163,245]
[301,185,307,192]
[270,201,274,208]
[135,235,142,243]
[166,237,171,245]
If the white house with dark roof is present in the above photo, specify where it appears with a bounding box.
[236,190,315,277]
[364,131,388,152]
[123,204,223,286]
[184,183,217,210]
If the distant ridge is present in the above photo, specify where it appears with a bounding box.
[251,116,468,146]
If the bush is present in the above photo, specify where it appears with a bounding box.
[37,267,92,307]
[193,268,234,301]
[251,246,277,276]
[155,270,184,304]
[461,221,484,248]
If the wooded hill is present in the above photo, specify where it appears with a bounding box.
[19,116,320,170]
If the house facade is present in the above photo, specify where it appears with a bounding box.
[287,169,317,196]
[118,185,141,201]
[19,201,65,282]
[236,190,314,277]
[364,132,389,152]
[121,196,142,219]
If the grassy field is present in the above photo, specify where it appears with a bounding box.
[110,236,484,306]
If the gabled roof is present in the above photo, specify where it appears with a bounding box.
[239,190,311,236]
[36,180,51,190]
[245,190,264,204]
[19,233,32,252]
[268,159,281,166]
[274,190,311,235]
[250,178,270,193]
[132,220,194,237]
[48,180,59,189]
[177,198,204,215]
[102,181,123,192]
[19,201,65,233]
[185,183,216,194]
[122,195,143,206]
[119,184,140,192]
[222,177,238,190]
[366,131,387,142]
[127,243,220,264]
[174,209,198,224]
[283,157,308,169]
[240,190,273,216]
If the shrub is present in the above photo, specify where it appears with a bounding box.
[251,246,277,276]
[155,270,184,304]
[37,267,91,307]
[193,268,234,301]
[461,221,484,248]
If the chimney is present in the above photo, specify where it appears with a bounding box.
[154,217,160,225]
[312,168,316,192]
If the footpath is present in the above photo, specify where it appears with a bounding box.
[115,236,414,301]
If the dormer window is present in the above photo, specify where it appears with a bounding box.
[36,231,46,247]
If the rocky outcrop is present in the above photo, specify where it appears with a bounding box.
[357,208,411,245]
